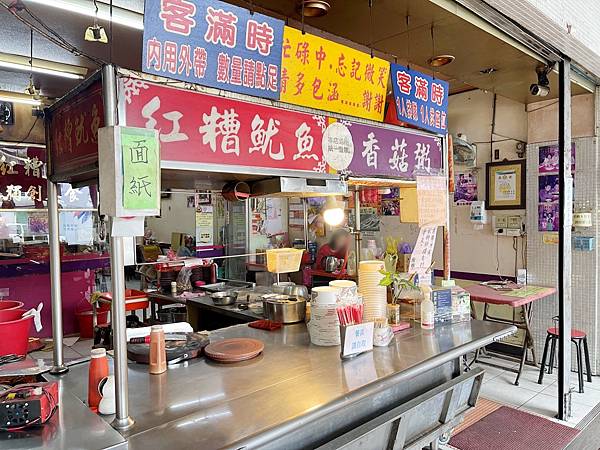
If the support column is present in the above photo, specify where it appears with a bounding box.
[557,58,573,421]
[102,64,134,430]
[354,189,361,265]
[302,198,309,248]
[47,179,68,375]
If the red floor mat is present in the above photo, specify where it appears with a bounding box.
[450,406,579,450]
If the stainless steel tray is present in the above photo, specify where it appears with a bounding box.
[199,279,254,293]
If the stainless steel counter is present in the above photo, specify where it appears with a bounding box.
[27,320,515,450]
[0,387,125,450]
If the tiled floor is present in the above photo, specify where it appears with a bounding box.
[475,354,600,427]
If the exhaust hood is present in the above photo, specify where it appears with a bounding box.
[251,177,347,198]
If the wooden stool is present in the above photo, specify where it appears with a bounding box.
[538,324,591,393]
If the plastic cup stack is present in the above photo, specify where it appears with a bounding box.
[358,260,387,322]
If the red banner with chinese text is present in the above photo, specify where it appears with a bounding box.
[121,78,326,173]
[47,79,104,180]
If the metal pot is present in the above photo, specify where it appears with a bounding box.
[262,295,306,324]
[324,256,340,273]
[211,291,237,306]
[272,283,309,299]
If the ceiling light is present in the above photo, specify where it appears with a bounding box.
[24,0,143,30]
[323,197,345,226]
[0,52,86,79]
[298,1,331,17]
[427,55,455,67]
[0,92,42,106]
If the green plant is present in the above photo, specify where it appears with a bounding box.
[379,269,417,303]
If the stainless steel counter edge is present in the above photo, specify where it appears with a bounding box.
[226,323,517,449]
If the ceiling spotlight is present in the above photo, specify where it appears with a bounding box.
[427,54,455,67]
[85,25,108,44]
[298,0,331,17]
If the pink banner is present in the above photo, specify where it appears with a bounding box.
[122,78,326,173]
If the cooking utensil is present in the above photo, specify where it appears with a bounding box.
[211,291,238,306]
[324,256,340,273]
[262,296,306,324]
[272,283,309,299]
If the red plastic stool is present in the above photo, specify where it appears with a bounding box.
[538,319,591,393]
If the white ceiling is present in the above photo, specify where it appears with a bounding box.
[0,0,588,102]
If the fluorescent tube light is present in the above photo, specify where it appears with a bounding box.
[0,93,42,106]
[0,61,84,80]
[24,0,144,30]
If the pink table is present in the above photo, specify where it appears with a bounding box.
[465,283,556,386]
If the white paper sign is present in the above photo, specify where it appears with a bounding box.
[342,322,374,357]
[111,216,145,237]
[322,122,355,170]
[409,225,438,274]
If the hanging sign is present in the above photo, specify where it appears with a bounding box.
[46,78,104,181]
[345,122,443,179]
[121,127,161,211]
[122,78,326,173]
[0,148,46,207]
[98,126,161,217]
[280,26,389,121]
[142,0,284,100]
[416,175,448,227]
[390,64,449,134]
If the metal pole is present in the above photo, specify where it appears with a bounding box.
[47,180,68,375]
[443,135,451,280]
[102,64,134,430]
[354,189,361,264]
[302,198,309,248]
[558,58,573,421]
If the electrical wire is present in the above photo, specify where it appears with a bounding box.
[1,0,104,66]
[14,116,40,145]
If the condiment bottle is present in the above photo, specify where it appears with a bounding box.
[149,325,167,374]
[88,348,109,412]
[420,285,434,330]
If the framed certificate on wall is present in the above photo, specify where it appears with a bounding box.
[485,160,526,210]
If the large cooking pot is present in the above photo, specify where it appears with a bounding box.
[263,295,306,324]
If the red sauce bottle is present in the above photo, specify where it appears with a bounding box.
[88,348,109,412]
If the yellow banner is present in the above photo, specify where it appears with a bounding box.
[280,27,389,121]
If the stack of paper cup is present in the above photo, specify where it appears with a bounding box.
[329,280,358,303]
[308,286,341,346]
[358,260,387,321]
[311,286,339,306]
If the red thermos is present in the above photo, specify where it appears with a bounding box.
[88,348,109,412]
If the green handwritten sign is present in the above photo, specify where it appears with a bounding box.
[121,127,159,211]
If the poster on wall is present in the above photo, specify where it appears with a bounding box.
[538,143,575,174]
[195,205,214,245]
[348,207,380,231]
[485,160,526,210]
[538,175,559,203]
[453,170,477,205]
[538,203,559,232]
[381,188,399,216]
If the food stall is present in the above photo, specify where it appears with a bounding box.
[3,1,515,447]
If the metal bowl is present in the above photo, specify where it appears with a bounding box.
[272,283,309,299]
[211,291,238,306]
